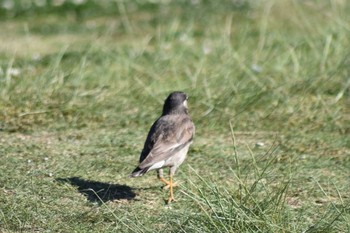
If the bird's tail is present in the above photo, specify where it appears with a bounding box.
[129,166,148,178]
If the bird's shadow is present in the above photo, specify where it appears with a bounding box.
[56,177,136,203]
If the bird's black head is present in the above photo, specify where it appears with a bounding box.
[162,91,189,115]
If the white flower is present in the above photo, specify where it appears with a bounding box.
[8,68,21,77]
[251,64,262,73]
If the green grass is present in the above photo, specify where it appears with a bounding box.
[1,0,349,232]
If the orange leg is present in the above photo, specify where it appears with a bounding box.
[168,175,175,203]
[159,177,177,190]
[159,177,170,186]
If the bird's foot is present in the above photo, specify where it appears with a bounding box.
[167,196,175,204]
[159,177,178,189]
[163,182,178,190]
[160,175,176,204]
[159,177,170,186]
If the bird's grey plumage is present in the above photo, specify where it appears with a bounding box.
[130,91,195,178]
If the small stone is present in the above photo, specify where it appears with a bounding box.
[255,142,265,148]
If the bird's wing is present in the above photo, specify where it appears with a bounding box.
[138,118,160,163]
[138,114,195,170]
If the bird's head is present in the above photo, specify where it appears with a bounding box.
[162,91,189,115]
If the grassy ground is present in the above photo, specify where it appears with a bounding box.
[1,0,349,232]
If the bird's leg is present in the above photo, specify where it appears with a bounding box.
[158,169,178,190]
[167,167,178,203]
[159,177,170,185]
[162,180,178,190]
[157,169,171,187]
[168,175,175,203]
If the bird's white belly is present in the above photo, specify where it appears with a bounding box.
[165,142,191,167]
[148,160,166,171]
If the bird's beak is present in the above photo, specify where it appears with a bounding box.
[183,99,188,108]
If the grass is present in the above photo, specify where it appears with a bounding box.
[0,0,349,232]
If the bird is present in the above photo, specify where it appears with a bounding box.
[130,91,195,203]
